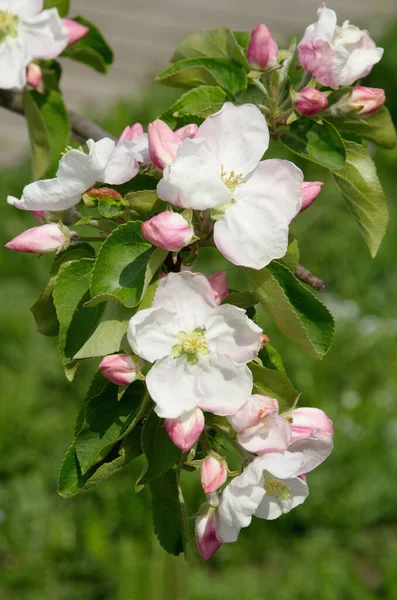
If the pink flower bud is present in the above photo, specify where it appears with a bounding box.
[300,181,323,212]
[62,19,90,47]
[117,123,144,145]
[148,120,181,170]
[164,407,205,452]
[33,210,51,225]
[26,63,42,89]
[290,407,334,443]
[200,456,227,494]
[5,224,68,254]
[142,211,194,252]
[346,86,386,116]
[260,334,270,348]
[247,24,278,70]
[208,271,229,304]
[195,505,222,561]
[99,354,137,386]
[294,88,328,117]
[174,123,199,142]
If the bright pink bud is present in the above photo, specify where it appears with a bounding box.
[117,123,144,145]
[174,123,199,142]
[26,63,42,89]
[62,19,90,46]
[195,505,222,561]
[99,354,137,386]
[142,211,193,252]
[148,120,180,170]
[5,224,68,254]
[300,181,323,212]
[208,270,229,305]
[290,407,334,442]
[247,24,278,70]
[294,88,328,117]
[346,86,386,116]
[200,456,227,494]
[164,407,205,452]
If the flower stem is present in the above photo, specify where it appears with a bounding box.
[295,70,312,91]
[251,77,270,99]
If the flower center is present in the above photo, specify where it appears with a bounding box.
[0,11,19,42]
[264,474,292,500]
[171,328,210,365]
[221,166,246,191]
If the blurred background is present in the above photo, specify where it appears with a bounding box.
[1,1,397,598]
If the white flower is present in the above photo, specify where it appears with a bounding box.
[157,102,303,270]
[8,138,144,212]
[127,271,262,419]
[298,4,383,89]
[216,452,309,543]
[0,0,69,89]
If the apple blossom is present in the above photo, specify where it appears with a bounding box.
[200,456,227,494]
[288,407,334,473]
[148,120,198,170]
[216,452,308,543]
[207,270,229,305]
[300,181,323,212]
[8,138,144,212]
[127,271,262,418]
[62,18,89,46]
[4,223,73,254]
[142,211,194,252]
[99,354,137,386]
[0,0,69,89]
[344,86,386,116]
[294,87,328,116]
[195,503,222,561]
[164,407,205,452]
[157,102,303,269]
[26,62,42,88]
[298,4,383,89]
[247,24,278,70]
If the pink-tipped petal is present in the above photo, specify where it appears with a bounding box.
[345,86,386,116]
[117,123,144,144]
[200,456,227,494]
[207,270,229,305]
[26,63,42,88]
[99,354,137,386]
[174,123,199,142]
[148,120,181,170]
[62,18,90,46]
[164,407,205,452]
[195,507,222,561]
[300,181,323,212]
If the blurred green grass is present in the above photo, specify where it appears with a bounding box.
[1,26,397,600]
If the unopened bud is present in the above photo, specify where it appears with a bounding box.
[5,223,71,254]
[345,86,386,116]
[208,271,229,305]
[174,123,199,142]
[300,181,323,212]
[99,354,137,386]
[148,120,181,170]
[200,456,227,494]
[164,407,205,452]
[260,334,270,348]
[62,19,90,46]
[142,211,194,252]
[195,503,222,561]
[117,123,144,145]
[247,24,278,70]
[290,407,334,442]
[294,88,328,117]
[26,63,42,89]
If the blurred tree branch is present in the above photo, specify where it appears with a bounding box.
[294,264,325,291]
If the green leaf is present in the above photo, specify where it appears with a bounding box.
[139,409,181,485]
[62,16,113,73]
[30,244,95,337]
[23,88,70,179]
[233,31,250,50]
[281,117,346,170]
[53,258,104,364]
[279,235,300,272]
[58,428,142,498]
[172,27,249,71]
[43,0,69,17]
[258,344,286,373]
[224,291,259,309]
[156,58,247,97]
[124,190,166,221]
[332,141,389,257]
[74,381,146,474]
[160,85,228,128]
[327,107,396,150]
[246,261,334,359]
[150,469,184,556]
[249,363,298,412]
[89,222,166,308]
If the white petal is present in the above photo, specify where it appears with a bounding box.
[21,9,68,60]
[103,141,140,185]
[197,354,252,416]
[205,304,262,364]
[127,307,181,363]
[86,138,117,178]
[157,139,231,210]
[0,37,29,89]
[288,433,333,474]
[255,476,309,519]
[5,0,43,17]
[230,459,266,489]
[8,177,85,211]
[197,102,269,177]
[214,159,303,269]
[147,356,201,418]
[153,272,217,332]
[238,416,291,454]
[218,481,265,528]
[254,451,305,480]
[215,513,240,544]
[332,46,383,87]
[300,4,337,43]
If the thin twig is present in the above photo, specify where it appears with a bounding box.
[0,88,115,142]
[294,264,325,291]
